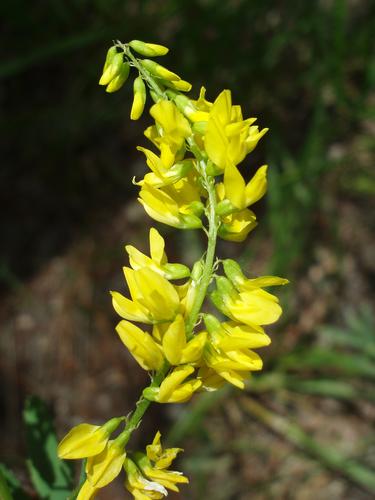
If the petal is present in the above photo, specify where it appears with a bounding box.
[116,320,164,370]
[111,291,150,323]
[162,314,186,365]
[149,227,167,265]
[224,163,246,209]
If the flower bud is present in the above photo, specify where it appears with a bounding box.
[180,213,202,229]
[192,121,208,135]
[129,40,169,57]
[163,263,190,280]
[141,59,180,82]
[173,95,196,118]
[102,46,117,72]
[164,79,192,92]
[99,52,124,86]
[223,259,246,287]
[216,199,236,217]
[130,76,146,120]
[191,259,204,282]
[216,276,237,298]
[203,314,221,335]
[106,62,130,93]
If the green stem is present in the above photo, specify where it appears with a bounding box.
[185,163,218,335]
[122,361,170,435]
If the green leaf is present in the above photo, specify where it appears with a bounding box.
[0,463,31,500]
[23,396,74,499]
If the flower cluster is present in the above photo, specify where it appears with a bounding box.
[58,39,288,499]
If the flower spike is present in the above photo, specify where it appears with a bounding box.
[58,38,289,498]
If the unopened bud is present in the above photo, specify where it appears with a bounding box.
[99,52,124,86]
[106,62,130,93]
[216,276,237,298]
[223,259,245,287]
[129,40,169,57]
[141,59,180,82]
[180,214,202,229]
[163,263,190,280]
[216,199,236,217]
[203,314,221,335]
[130,76,146,120]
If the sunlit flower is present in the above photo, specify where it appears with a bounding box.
[143,365,201,403]
[204,90,268,173]
[201,314,270,389]
[211,276,283,326]
[86,439,126,488]
[138,176,204,229]
[57,417,123,460]
[111,267,180,324]
[125,227,190,280]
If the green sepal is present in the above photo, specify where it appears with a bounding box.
[216,199,237,217]
[223,259,246,287]
[163,263,190,280]
[203,314,221,335]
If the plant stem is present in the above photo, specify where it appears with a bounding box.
[185,161,218,335]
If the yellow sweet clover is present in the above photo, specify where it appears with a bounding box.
[124,432,188,499]
[57,39,289,499]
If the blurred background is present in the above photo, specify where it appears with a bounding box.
[1,0,375,498]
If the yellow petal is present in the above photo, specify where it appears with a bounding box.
[158,365,194,402]
[86,441,126,488]
[149,227,167,265]
[180,331,207,364]
[162,314,186,365]
[111,291,150,323]
[244,165,268,206]
[57,424,107,459]
[116,320,164,371]
[76,479,98,500]
[224,163,246,209]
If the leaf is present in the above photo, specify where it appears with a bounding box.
[0,463,31,500]
[23,396,74,499]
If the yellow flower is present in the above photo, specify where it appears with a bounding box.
[145,100,191,167]
[201,314,271,389]
[116,320,164,370]
[111,267,180,324]
[153,314,207,365]
[216,164,268,214]
[125,227,190,280]
[135,146,193,188]
[146,431,182,470]
[197,365,226,391]
[57,417,123,460]
[136,454,188,493]
[124,458,168,499]
[138,176,204,229]
[143,365,201,403]
[223,259,289,291]
[76,479,98,500]
[211,276,282,326]
[86,439,126,488]
[124,432,187,498]
[218,208,257,242]
[204,90,268,173]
